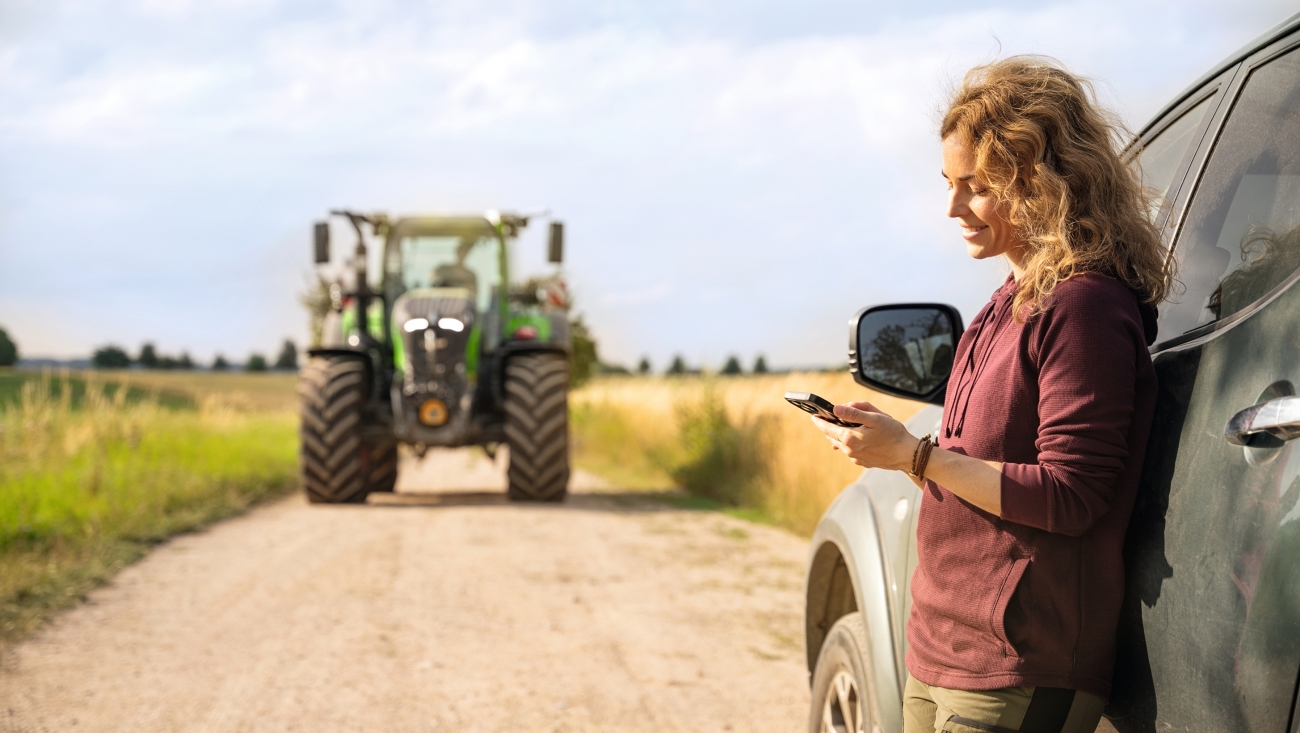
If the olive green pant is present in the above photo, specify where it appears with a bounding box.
[903,675,1106,733]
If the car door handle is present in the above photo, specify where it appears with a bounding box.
[1224,396,1300,446]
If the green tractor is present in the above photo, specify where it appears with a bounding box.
[300,210,572,504]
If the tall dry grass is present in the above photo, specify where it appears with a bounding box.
[571,373,923,535]
[0,370,297,639]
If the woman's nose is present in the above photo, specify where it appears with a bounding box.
[946,189,969,218]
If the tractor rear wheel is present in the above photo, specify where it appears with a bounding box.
[504,352,570,502]
[299,356,371,504]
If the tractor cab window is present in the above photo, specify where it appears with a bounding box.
[389,235,502,313]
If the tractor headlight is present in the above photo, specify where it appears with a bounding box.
[403,317,429,333]
[436,317,465,332]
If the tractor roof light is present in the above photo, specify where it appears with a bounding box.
[437,317,464,332]
[403,317,429,333]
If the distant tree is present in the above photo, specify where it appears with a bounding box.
[137,343,159,369]
[92,345,131,369]
[667,355,687,376]
[274,340,298,370]
[178,352,195,370]
[245,354,268,372]
[721,355,743,375]
[211,355,230,371]
[0,327,17,367]
[753,355,769,374]
[597,362,631,375]
[637,356,651,375]
[569,314,598,388]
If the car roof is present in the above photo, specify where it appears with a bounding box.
[1137,11,1300,139]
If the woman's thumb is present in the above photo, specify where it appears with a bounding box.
[834,403,874,424]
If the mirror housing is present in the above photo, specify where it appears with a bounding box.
[313,221,330,264]
[548,221,564,264]
[849,303,964,405]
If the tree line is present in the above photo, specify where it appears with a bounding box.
[90,340,300,372]
[598,354,771,377]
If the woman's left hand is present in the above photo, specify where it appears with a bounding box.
[812,401,917,472]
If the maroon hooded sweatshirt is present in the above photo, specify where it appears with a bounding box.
[905,272,1157,699]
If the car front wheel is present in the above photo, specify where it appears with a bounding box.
[809,612,882,733]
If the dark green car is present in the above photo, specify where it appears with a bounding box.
[804,11,1300,733]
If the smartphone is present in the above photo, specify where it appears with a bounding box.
[784,391,862,427]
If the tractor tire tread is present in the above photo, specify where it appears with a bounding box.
[504,352,570,502]
[298,356,373,504]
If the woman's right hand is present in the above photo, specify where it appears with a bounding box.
[811,401,916,473]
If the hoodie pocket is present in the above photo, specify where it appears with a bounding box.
[991,557,1030,657]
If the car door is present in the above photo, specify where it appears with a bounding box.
[1109,30,1300,733]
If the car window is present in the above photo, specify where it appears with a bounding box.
[1134,95,1214,221]
[1157,45,1300,345]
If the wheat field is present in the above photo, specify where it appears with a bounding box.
[571,372,924,535]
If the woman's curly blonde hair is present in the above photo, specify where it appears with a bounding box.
[941,56,1172,316]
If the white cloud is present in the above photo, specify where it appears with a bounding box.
[0,0,1292,363]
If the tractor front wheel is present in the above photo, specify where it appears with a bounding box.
[299,356,372,504]
[365,439,399,493]
[504,352,570,502]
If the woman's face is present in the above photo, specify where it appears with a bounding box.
[941,135,1026,270]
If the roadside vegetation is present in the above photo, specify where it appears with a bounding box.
[571,372,923,535]
[0,369,298,641]
[0,356,910,638]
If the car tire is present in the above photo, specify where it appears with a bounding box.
[298,356,371,504]
[503,352,569,502]
[809,612,882,733]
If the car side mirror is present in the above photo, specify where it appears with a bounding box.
[314,221,330,264]
[548,221,564,264]
[849,303,964,405]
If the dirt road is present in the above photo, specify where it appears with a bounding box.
[0,450,810,732]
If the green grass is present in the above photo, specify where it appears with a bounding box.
[0,371,298,640]
[571,382,781,525]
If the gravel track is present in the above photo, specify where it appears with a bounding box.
[0,449,810,732]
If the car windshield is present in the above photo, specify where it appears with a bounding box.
[388,235,501,313]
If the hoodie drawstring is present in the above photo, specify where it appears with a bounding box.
[944,286,1016,440]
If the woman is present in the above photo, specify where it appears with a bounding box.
[812,57,1169,733]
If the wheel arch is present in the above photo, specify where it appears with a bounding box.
[307,348,375,395]
[492,342,569,404]
[806,486,904,733]
[805,540,857,674]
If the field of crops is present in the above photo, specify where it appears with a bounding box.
[0,370,298,640]
[571,372,923,535]
[0,365,919,640]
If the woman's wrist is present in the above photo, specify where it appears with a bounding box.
[895,433,921,473]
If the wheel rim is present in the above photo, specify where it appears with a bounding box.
[820,669,864,733]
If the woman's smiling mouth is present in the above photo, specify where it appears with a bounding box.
[961,224,989,240]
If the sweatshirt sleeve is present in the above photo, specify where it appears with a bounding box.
[999,281,1142,536]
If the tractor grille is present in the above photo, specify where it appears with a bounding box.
[392,290,477,400]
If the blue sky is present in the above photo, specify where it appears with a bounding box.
[0,0,1294,368]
